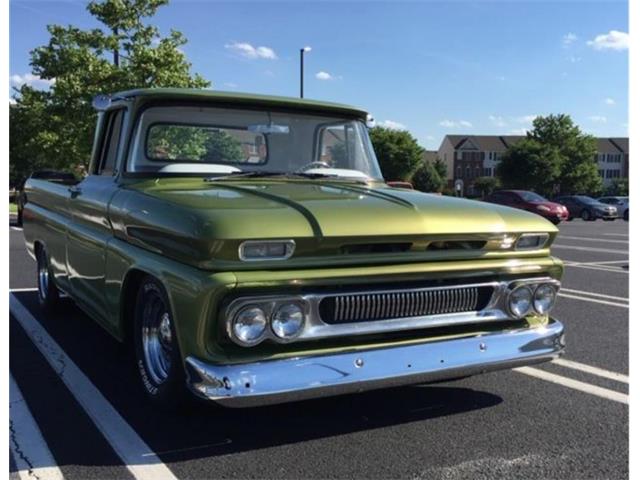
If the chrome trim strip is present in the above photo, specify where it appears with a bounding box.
[188,318,565,407]
[224,277,560,346]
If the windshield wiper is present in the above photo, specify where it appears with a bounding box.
[205,170,368,184]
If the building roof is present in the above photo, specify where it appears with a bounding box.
[442,134,628,154]
[610,137,629,154]
[596,138,623,154]
[110,88,368,118]
[445,135,523,152]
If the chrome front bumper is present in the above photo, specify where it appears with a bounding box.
[185,319,565,407]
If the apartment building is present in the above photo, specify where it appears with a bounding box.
[437,134,629,195]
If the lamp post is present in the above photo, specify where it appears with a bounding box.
[300,46,311,98]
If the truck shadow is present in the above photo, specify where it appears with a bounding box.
[11,291,503,467]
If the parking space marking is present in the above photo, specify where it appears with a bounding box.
[9,294,178,480]
[11,226,23,231]
[603,233,629,237]
[560,287,628,302]
[9,288,38,293]
[557,235,628,244]
[514,367,628,405]
[566,260,628,265]
[558,292,628,308]
[10,375,65,480]
[552,244,628,255]
[562,263,628,274]
[552,358,629,384]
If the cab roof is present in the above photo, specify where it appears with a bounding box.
[112,88,368,118]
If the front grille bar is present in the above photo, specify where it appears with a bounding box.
[332,286,482,324]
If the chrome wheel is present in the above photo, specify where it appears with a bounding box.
[37,250,50,302]
[141,289,173,385]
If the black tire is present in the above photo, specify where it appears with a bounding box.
[16,206,23,226]
[550,218,561,225]
[581,209,592,221]
[133,276,186,408]
[36,246,60,313]
[624,210,629,222]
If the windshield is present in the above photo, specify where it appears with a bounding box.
[518,191,547,202]
[129,105,383,180]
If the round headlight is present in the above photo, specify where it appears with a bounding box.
[508,285,533,318]
[232,306,267,345]
[271,303,305,339]
[533,284,557,314]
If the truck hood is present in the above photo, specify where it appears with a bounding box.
[111,178,557,270]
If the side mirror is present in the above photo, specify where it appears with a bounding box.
[366,114,376,129]
[92,94,112,111]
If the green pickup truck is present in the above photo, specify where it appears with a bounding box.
[22,88,565,408]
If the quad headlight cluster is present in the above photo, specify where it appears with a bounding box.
[229,300,307,346]
[507,281,559,318]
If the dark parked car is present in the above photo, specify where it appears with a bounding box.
[553,195,618,221]
[485,190,568,225]
[15,170,77,225]
[598,196,628,221]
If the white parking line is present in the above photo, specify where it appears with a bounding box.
[9,294,178,480]
[603,233,629,237]
[9,288,38,292]
[558,235,628,244]
[552,358,629,384]
[562,263,628,274]
[10,375,65,480]
[557,292,628,308]
[11,226,23,231]
[567,260,629,265]
[552,244,628,255]
[514,367,628,404]
[560,287,628,302]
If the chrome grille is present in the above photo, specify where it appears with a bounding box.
[322,286,493,324]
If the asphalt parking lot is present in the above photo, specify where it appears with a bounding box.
[9,216,628,480]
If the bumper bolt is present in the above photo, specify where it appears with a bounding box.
[479,343,487,352]
[355,358,364,368]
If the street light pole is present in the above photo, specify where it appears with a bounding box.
[300,46,311,98]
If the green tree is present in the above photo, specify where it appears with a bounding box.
[369,126,424,181]
[10,0,209,183]
[606,178,628,196]
[411,160,446,193]
[496,114,601,196]
[474,176,501,198]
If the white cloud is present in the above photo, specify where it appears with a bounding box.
[568,56,581,63]
[510,128,528,135]
[223,82,238,89]
[588,115,607,123]
[587,30,629,51]
[604,97,615,105]
[439,119,473,128]
[488,115,507,127]
[516,115,537,124]
[496,75,506,81]
[225,42,278,60]
[563,33,578,47]
[315,71,335,81]
[10,73,55,90]
[9,98,16,105]
[380,120,407,131]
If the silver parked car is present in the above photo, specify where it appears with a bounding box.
[598,196,629,221]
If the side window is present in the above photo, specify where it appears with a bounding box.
[318,125,349,167]
[98,110,125,175]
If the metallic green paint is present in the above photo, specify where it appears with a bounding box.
[22,90,564,375]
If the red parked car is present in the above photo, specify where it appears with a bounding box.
[485,190,569,225]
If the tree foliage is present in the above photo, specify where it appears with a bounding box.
[369,126,424,181]
[10,0,210,184]
[496,114,601,197]
[411,157,447,193]
[474,176,501,198]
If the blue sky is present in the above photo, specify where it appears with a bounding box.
[10,0,629,149]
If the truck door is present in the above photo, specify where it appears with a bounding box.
[66,108,125,322]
